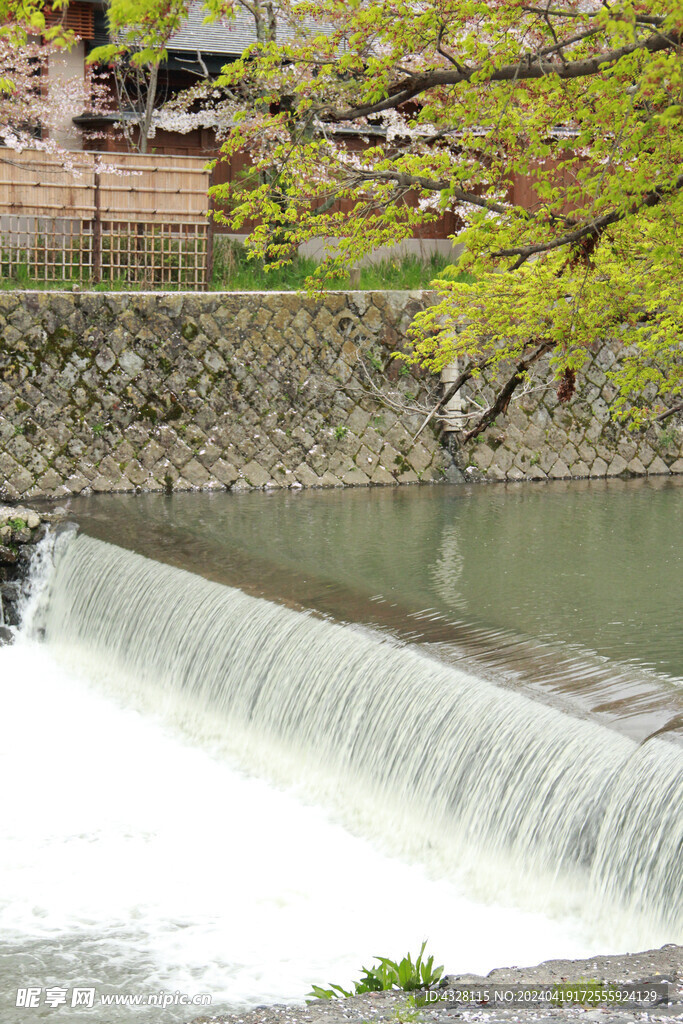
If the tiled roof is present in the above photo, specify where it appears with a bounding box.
[167,1,326,55]
[167,3,264,55]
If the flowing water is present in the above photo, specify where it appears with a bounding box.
[1,478,682,1022]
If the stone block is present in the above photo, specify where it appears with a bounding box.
[355,445,379,474]
[648,456,670,476]
[168,439,194,469]
[182,459,211,487]
[122,460,149,487]
[548,459,570,479]
[241,461,271,488]
[606,454,629,477]
[370,465,398,486]
[539,450,558,474]
[626,457,647,476]
[345,407,371,436]
[472,443,494,470]
[319,471,343,488]
[407,442,433,475]
[91,475,114,492]
[9,467,34,495]
[118,350,145,378]
[37,468,63,491]
[490,446,514,473]
[139,441,165,470]
[293,463,323,487]
[63,472,91,494]
[341,467,370,486]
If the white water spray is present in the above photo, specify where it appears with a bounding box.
[31,534,683,947]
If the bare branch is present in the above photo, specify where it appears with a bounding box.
[656,402,683,422]
[523,4,664,23]
[435,23,468,73]
[412,352,494,441]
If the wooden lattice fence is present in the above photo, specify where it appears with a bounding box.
[0,151,213,287]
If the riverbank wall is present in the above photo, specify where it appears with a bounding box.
[0,290,681,500]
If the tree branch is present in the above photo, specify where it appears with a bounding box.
[656,401,683,422]
[412,352,494,441]
[461,341,554,441]
[353,168,511,214]
[522,5,664,24]
[496,172,683,265]
[329,28,680,121]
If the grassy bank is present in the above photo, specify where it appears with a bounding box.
[0,246,471,292]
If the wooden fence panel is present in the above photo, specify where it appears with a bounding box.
[0,150,212,287]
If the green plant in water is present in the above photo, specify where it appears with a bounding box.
[307,941,443,1000]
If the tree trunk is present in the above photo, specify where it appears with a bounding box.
[138,62,159,155]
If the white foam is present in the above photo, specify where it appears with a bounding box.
[0,638,600,1010]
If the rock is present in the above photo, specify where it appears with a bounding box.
[0,544,18,564]
[648,455,671,476]
[341,467,370,486]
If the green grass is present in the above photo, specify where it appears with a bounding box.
[212,240,473,291]
[0,242,474,292]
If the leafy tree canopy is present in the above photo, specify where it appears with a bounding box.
[208,0,683,427]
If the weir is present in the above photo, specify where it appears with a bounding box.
[33,533,683,945]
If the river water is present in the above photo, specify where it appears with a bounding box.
[1,477,681,1022]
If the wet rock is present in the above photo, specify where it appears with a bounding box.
[0,544,17,564]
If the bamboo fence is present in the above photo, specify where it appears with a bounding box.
[0,150,213,287]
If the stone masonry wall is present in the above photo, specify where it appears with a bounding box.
[0,289,681,501]
[451,346,683,482]
[0,290,450,500]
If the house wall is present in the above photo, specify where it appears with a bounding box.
[48,41,87,152]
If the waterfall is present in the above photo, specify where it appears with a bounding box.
[33,533,683,945]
